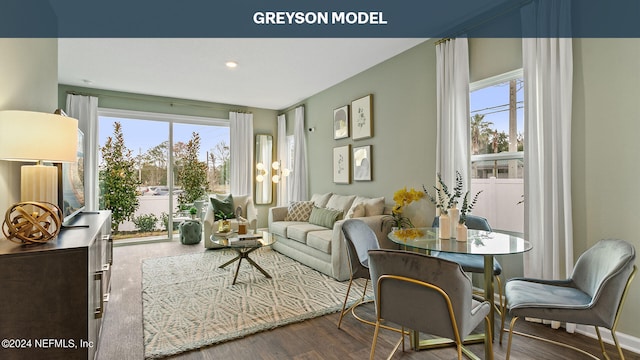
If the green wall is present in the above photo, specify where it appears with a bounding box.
[296,38,640,340]
[0,38,59,218]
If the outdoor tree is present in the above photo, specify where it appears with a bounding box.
[99,122,140,232]
[209,141,230,191]
[470,114,494,155]
[177,132,209,205]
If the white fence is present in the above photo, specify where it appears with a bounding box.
[118,195,179,232]
[470,177,524,233]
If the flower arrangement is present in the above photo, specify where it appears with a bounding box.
[385,187,424,229]
[423,171,463,215]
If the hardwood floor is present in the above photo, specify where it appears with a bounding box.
[97,240,639,360]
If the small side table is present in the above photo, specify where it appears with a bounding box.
[179,219,202,245]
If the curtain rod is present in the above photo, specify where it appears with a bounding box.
[65,90,249,112]
[434,0,532,42]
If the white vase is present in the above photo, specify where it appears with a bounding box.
[439,214,450,239]
[456,223,468,242]
[449,205,459,239]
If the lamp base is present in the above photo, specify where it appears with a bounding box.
[21,164,58,205]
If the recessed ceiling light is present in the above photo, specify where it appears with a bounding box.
[82,79,93,85]
[225,61,238,68]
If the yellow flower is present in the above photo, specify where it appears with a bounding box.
[393,187,424,206]
[394,228,424,241]
[392,204,403,215]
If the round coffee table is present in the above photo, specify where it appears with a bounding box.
[209,230,276,284]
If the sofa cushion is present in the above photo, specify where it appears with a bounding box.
[269,221,304,238]
[345,202,366,219]
[307,229,333,254]
[310,192,333,208]
[309,206,343,229]
[210,194,236,220]
[325,194,356,215]
[287,223,328,244]
[350,196,386,216]
[284,201,314,221]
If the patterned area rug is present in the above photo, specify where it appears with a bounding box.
[142,248,368,359]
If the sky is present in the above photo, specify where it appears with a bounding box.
[99,116,229,162]
[470,80,524,135]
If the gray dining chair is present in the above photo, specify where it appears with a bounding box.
[504,238,637,360]
[337,219,380,329]
[368,249,493,360]
[432,215,505,324]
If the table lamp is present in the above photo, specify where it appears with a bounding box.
[0,110,78,243]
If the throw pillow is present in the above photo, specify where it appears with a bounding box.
[345,202,365,219]
[310,192,333,208]
[325,194,356,214]
[210,194,236,220]
[284,201,315,221]
[351,196,386,216]
[308,206,343,229]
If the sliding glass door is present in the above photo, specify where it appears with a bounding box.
[98,109,229,243]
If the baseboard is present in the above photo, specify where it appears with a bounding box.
[575,325,640,355]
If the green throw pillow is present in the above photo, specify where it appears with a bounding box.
[211,194,236,221]
[308,206,343,229]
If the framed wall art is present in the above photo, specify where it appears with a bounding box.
[333,145,351,184]
[333,105,349,140]
[353,145,372,181]
[351,94,373,140]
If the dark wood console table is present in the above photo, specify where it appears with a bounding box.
[0,210,112,360]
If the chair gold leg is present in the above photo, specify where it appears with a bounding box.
[337,277,354,329]
[370,322,380,360]
[485,315,494,360]
[506,316,519,360]
[611,329,625,360]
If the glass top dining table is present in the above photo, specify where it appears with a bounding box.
[387,227,532,354]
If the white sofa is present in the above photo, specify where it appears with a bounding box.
[268,193,395,281]
[203,194,257,248]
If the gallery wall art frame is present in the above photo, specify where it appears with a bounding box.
[333,105,349,140]
[351,94,373,140]
[353,145,372,181]
[333,145,351,184]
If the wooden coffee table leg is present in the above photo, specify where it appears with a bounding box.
[219,254,241,269]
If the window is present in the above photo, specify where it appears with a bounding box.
[469,69,524,232]
[97,109,229,241]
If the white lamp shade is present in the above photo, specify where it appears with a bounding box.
[0,110,78,163]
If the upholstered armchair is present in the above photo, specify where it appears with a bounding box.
[504,238,637,360]
[203,194,257,248]
[368,249,492,360]
[337,219,380,329]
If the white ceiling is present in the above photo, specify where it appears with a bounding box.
[58,38,428,110]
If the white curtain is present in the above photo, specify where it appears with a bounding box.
[66,94,99,211]
[522,0,574,331]
[435,38,471,192]
[522,0,574,280]
[276,114,288,206]
[229,112,254,196]
[290,106,308,202]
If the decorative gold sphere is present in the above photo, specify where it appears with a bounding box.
[2,201,63,245]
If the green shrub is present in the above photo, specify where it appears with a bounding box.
[133,213,158,232]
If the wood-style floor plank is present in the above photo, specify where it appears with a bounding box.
[97,240,640,360]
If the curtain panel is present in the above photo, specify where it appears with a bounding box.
[66,94,99,211]
[435,38,471,193]
[276,114,288,206]
[229,112,254,197]
[291,106,308,202]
